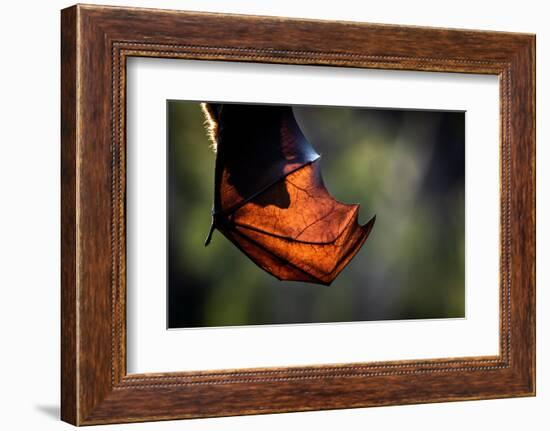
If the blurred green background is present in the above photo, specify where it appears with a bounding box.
[168,101,465,328]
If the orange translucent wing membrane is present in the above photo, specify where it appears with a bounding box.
[233,163,358,244]
[203,103,375,285]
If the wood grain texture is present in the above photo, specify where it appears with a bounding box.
[60,4,535,425]
[60,5,78,425]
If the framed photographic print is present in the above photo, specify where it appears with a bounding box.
[61,4,535,425]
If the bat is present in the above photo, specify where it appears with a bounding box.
[201,103,375,286]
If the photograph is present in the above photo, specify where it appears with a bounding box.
[168,101,466,328]
[52,3,536,425]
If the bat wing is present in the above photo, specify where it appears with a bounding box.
[216,160,375,285]
[204,103,375,285]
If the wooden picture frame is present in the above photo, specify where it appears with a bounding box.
[61,4,535,425]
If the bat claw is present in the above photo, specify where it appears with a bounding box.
[204,222,216,246]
